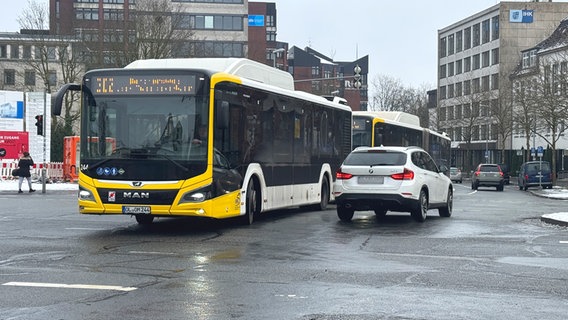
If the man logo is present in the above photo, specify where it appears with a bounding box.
[123,192,150,199]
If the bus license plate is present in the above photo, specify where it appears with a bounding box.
[122,206,151,214]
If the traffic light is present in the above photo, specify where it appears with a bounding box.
[353,64,362,89]
[35,115,43,136]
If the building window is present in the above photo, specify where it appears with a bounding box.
[455,104,462,119]
[455,82,463,96]
[491,73,499,90]
[0,45,6,58]
[456,30,463,52]
[24,70,36,86]
[448,105,454,119]
[448,62,454,77]
[439,64,446,79]
[10,45,19,59]
[472,23,480,47]
[491,48,499,65]
[464,57,471,72]
[440,37,447,58]
[482,51,490,68]
[491,16,499,40]
[448,34,454,55]
[266,15,275,27]
[448,84,454,99]
[4,69,15,85]
[23,45,31,59]
[48,70,57,86]
[482,19,490,44]
[186,14,243,31]
[472,78,480,93]
[311,66,319,76]
[522,50,537,68]
[464,26,471,49]
[463,80,471,95]
[456,59,462,74]
[439,85,446,100]
[266,32,276,42]
[473,54,480,70]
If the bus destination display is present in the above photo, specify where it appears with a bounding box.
[92,75,196,95]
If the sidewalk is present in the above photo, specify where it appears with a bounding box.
[528,186,568,227]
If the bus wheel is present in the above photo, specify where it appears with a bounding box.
[242,179,259,225]
[135,215,154,225]
[316,176,330,211]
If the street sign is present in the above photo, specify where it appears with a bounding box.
[537,146,544,157]
[530,147,536,157]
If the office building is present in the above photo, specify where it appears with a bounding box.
[437,0,568,171]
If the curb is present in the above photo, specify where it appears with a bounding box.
[541,215,568,227]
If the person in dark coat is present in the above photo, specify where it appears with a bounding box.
[17,151,35,193]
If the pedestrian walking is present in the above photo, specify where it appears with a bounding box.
[17,151,35,193]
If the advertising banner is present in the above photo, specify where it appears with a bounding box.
[0,91,24,132]
[0,131,29,160]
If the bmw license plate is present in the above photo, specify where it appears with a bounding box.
[358,176,384,184]
[122,206,151,214]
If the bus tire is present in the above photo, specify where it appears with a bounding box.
[135,215,154,225]
[316,176,330,211]
[242,178,259,225]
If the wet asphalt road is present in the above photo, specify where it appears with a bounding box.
[1,184,568,320]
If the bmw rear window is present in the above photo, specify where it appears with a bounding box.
[344,151,407,166]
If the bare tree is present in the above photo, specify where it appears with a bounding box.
[368,74,427,117]
[512,78,537,162]
[18,0,84,161]
[99,0,196,68]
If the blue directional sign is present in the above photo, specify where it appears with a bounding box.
[530,147,536,157]
[537,146,544,157]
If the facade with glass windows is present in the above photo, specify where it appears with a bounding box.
[437,1,568,173]
[49,0,248,69]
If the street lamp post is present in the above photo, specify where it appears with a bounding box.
[271,48,285,68]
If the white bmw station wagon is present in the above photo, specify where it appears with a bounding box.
[333,146,453,222]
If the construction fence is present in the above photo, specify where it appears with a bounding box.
[1,161,66,182]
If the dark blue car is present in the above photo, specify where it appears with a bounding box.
[518,161,553,190]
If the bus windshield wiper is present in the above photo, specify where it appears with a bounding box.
[148,152,189,172]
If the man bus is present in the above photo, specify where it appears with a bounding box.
[53,58,352,225]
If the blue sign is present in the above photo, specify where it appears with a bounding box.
[248,15,265,27]
[537,146,544,156]
[510,10,534,23]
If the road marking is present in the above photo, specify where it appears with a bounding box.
[560,241,568,244]
[2,282,137,292]
[65,228,106,231]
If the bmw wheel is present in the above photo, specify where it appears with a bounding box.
[438,188,452,217]
[411,189,428,222]
[337,205,354,222]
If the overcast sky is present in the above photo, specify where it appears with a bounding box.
[2,0,556,89]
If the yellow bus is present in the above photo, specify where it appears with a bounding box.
[352,111,451,169]
[53,58,352,225]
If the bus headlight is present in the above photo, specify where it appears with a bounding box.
[180,185,212,204]
[78,187,95,202]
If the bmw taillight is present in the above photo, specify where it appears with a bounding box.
[391,168,414,180]
[336,169,353,180]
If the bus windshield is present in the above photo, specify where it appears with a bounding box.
[80,94,209,181]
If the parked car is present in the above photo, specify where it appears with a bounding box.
[450,167,463,183]
[498,163,511,185]
[333,146,453,222]
[471,163,505,191]
[518,161,553,190]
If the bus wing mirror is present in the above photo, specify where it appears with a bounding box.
[52,83,81,116]
[216,101,230,129]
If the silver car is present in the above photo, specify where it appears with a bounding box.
[471,163,505,191]
[450,167,462,183]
